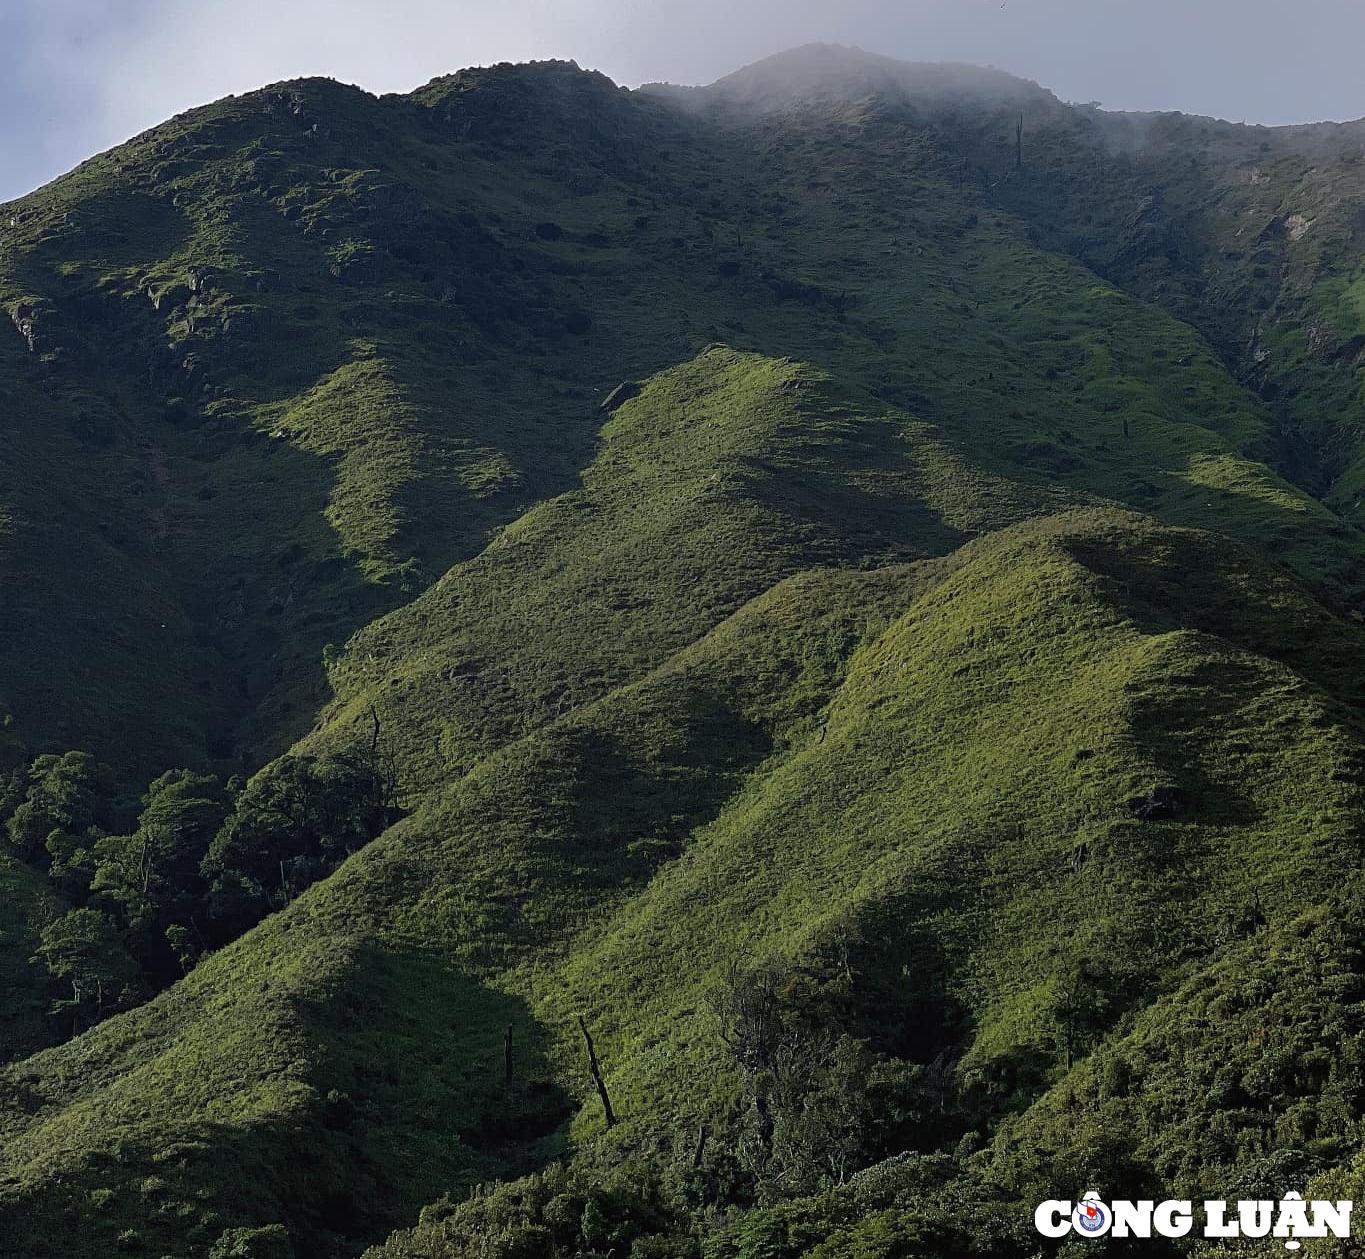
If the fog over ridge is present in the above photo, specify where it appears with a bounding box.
[3,0,1365,202]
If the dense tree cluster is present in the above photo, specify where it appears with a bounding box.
[2,745,400,1040]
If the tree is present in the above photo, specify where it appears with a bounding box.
[202,752,397,923]
[0,765,25,831]
[32,908,142,1035]
[710,959,794,1079]
[708,959,937,1200]
[577,1014,617,1128]
[91,769,227,945]
[707,960,807,1185]
[44,826,97,898]
[165,924,198,975]
[6,751,117,862]
[208,1225,294,1259]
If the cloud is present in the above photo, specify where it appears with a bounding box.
[4,0,1364,203]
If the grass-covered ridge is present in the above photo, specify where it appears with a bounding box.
[5,504,1365,1257]
[4,52,1363,777]
[363,510,1365,1259]
[2,45,1365,1259]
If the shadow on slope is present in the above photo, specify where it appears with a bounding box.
[544,510,1365,1155]
[0,934,569,1259]
[360,508,1365,1258]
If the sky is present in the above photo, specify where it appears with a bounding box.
[3,0,1364,203]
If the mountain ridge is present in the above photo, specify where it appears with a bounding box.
[1,45,1364,1258]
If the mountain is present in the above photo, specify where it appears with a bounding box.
[1,44,1364,1258]
[653,43,1053,114]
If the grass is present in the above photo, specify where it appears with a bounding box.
[2,49,1365,1259]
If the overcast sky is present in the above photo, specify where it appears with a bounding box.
[4,0,1364,203]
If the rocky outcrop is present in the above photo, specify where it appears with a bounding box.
[600,380,641,412]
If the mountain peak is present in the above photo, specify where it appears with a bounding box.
[660,42,1052,113]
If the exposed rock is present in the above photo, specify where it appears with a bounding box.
[9,301,41,352]
[1126,785,1190,821]
[1306,321,1341,359]
[1287,213,1315,242]
[8,299,64,356]
[153,283,193,312]
[600,380,641,412]
[180,353,207,394]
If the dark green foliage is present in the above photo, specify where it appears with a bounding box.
[5,752,118,863]
[1,747,397,1035]
[209,1225,295,1259]
[371,1161,699,1259]
[90,769,228,967]
[707,961,929,1200]
[31,907,142,1033]
[203,751,397,934]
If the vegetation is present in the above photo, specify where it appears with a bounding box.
[0,42,1364,1259]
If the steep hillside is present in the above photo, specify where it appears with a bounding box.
[367,512,1365,1259]
[0,64,741,775]
[5,51,1364,777]
[2,44,1365,1259]
[677,45,1365,528]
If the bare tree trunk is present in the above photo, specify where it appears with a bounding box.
[1016,114,1024,170]
[755,1091,774,1153]
[577,1014,616,1128]
[140,830,155,896]
[504,1024,514,1085]
[692,1121,709,1169]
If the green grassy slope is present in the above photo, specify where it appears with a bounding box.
[976,85,1365,519]
[0,65,750,775]
[5,54,1363,776]
[4,391,1365,1256]
[3,47,1365,1259]
[303,347,948,792]
[362,510,1365,1259]
[683,46,1365,538]
[545,511,1364,1123]
[0,342,942,1256]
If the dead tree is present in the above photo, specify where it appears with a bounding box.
[692,1120,710,1169]
[1016,114,1024,170]
[504,1024,514,1084]
[577,1015,616,1128]
[365,702,402,815]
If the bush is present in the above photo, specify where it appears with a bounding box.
[209,1225,294,1259]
